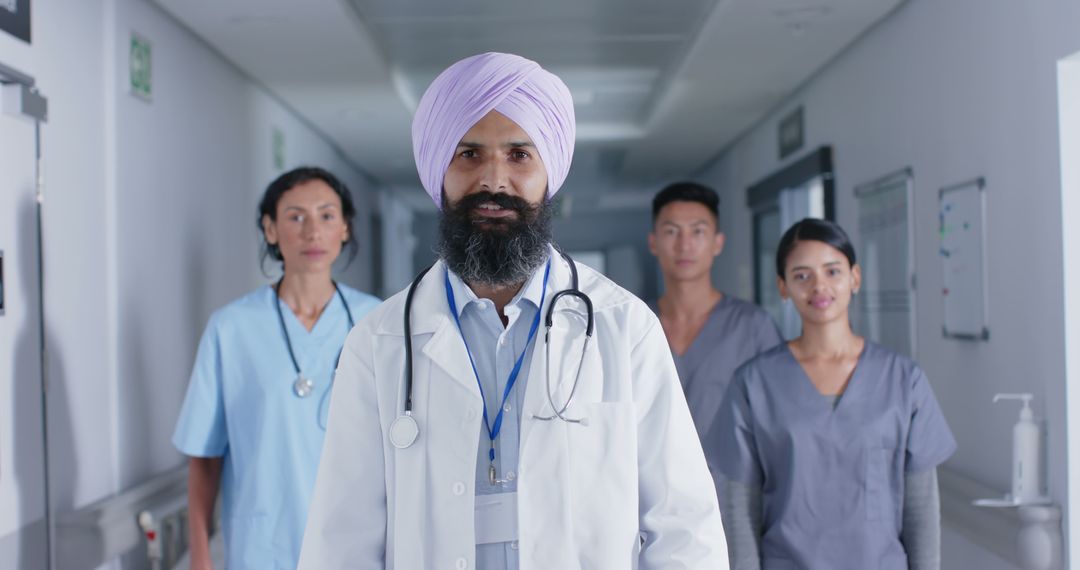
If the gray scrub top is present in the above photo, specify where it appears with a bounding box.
[650,295,782,443]
[713,341,956,570]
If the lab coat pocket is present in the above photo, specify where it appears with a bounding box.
[864,445,893,522]
[565,402,637,551]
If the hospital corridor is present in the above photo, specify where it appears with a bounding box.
[2,0,1080,568]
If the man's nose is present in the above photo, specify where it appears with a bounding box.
[478,157,510,193]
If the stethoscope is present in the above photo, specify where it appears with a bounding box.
[388,251,594,449]
[273,279,355,429]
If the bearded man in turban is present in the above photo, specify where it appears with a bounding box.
[300,53,727,569]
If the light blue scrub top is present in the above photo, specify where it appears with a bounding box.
[172,284,380,570]
[446,264,547,570]
[713,341,956,570]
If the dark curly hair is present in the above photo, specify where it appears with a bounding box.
[257,166,358,271]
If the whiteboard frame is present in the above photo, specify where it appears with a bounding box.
[854,167,917,358]
[939,177,990,341]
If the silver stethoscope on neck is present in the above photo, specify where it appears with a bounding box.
[388,251,594,449]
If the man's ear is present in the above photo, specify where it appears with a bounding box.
[713,232,726,257]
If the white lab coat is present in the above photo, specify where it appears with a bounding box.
[299,252,728,569]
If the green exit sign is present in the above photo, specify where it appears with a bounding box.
[130,33,152,101]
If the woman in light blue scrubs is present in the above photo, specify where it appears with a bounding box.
[713,218,956,570]
[172,167,380,569]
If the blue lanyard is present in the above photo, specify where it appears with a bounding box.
[444,261,550,470]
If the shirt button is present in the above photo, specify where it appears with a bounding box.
[510,541,519,550]
[455,557,468,569]
[452,482,466,496]
[506,471,516,481]
[503,403,512,412]
[498,336,507,346]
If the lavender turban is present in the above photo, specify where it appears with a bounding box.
[411,52,576,207]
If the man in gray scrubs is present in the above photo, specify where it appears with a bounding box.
[648,182,782,494]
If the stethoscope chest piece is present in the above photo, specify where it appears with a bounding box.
[293,375,314,398]
[389,414,419,449]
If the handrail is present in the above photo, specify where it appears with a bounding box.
[55,465,187,570]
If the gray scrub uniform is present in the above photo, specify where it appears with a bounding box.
[651,295,782,445]
[713,341,956,570]
[651,295,781,505]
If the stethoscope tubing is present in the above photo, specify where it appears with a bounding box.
[394,251,593,449]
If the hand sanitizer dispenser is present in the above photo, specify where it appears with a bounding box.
[994,393,1042,504]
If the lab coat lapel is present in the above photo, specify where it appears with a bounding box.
[420,317,483,401]
[406,261,482,401]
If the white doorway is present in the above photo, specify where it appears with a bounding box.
[1058,49,1080,569]
[0,64,49,569]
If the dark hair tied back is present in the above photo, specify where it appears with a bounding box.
[257,166,359,272]
[775,218,856,278]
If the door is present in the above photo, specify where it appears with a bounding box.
[0,75,48,568]
[747,147,834,340]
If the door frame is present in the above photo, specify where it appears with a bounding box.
[1057,50,1080,568]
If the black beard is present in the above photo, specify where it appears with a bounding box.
[436,191,553,288]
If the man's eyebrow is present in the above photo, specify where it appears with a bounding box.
[455,141,537,149]
[283,203,339,211]
[659,219,710,227]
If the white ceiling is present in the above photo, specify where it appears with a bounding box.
[152,0,903,206]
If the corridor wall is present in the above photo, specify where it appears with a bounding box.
[0,1,379,567]
[697,0,1080,567]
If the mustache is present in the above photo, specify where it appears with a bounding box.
[451,191,538,220]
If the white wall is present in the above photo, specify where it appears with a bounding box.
[112,0,378,491]
[0,0,380,566]
[696,0,1080,566]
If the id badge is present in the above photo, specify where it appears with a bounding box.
[474,492,518,545]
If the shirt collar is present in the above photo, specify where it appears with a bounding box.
[445,254,550,319]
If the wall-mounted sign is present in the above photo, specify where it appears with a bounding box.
[130,33,153,102]
[778,106,804,159]
[0,0,30,43]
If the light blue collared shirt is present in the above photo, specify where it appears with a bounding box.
[446,260,549,570]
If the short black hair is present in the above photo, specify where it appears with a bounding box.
[775,218,856,278]
[652,181,720,223]
[257,166,359,269]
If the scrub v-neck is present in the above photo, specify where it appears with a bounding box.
[669,295,727,359]
[275,284,343,337]
[781,341,868,413]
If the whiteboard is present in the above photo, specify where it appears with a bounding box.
[939,178,990,340]
[854,169,916,357]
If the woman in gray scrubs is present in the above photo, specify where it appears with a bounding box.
[712,218,956,570]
